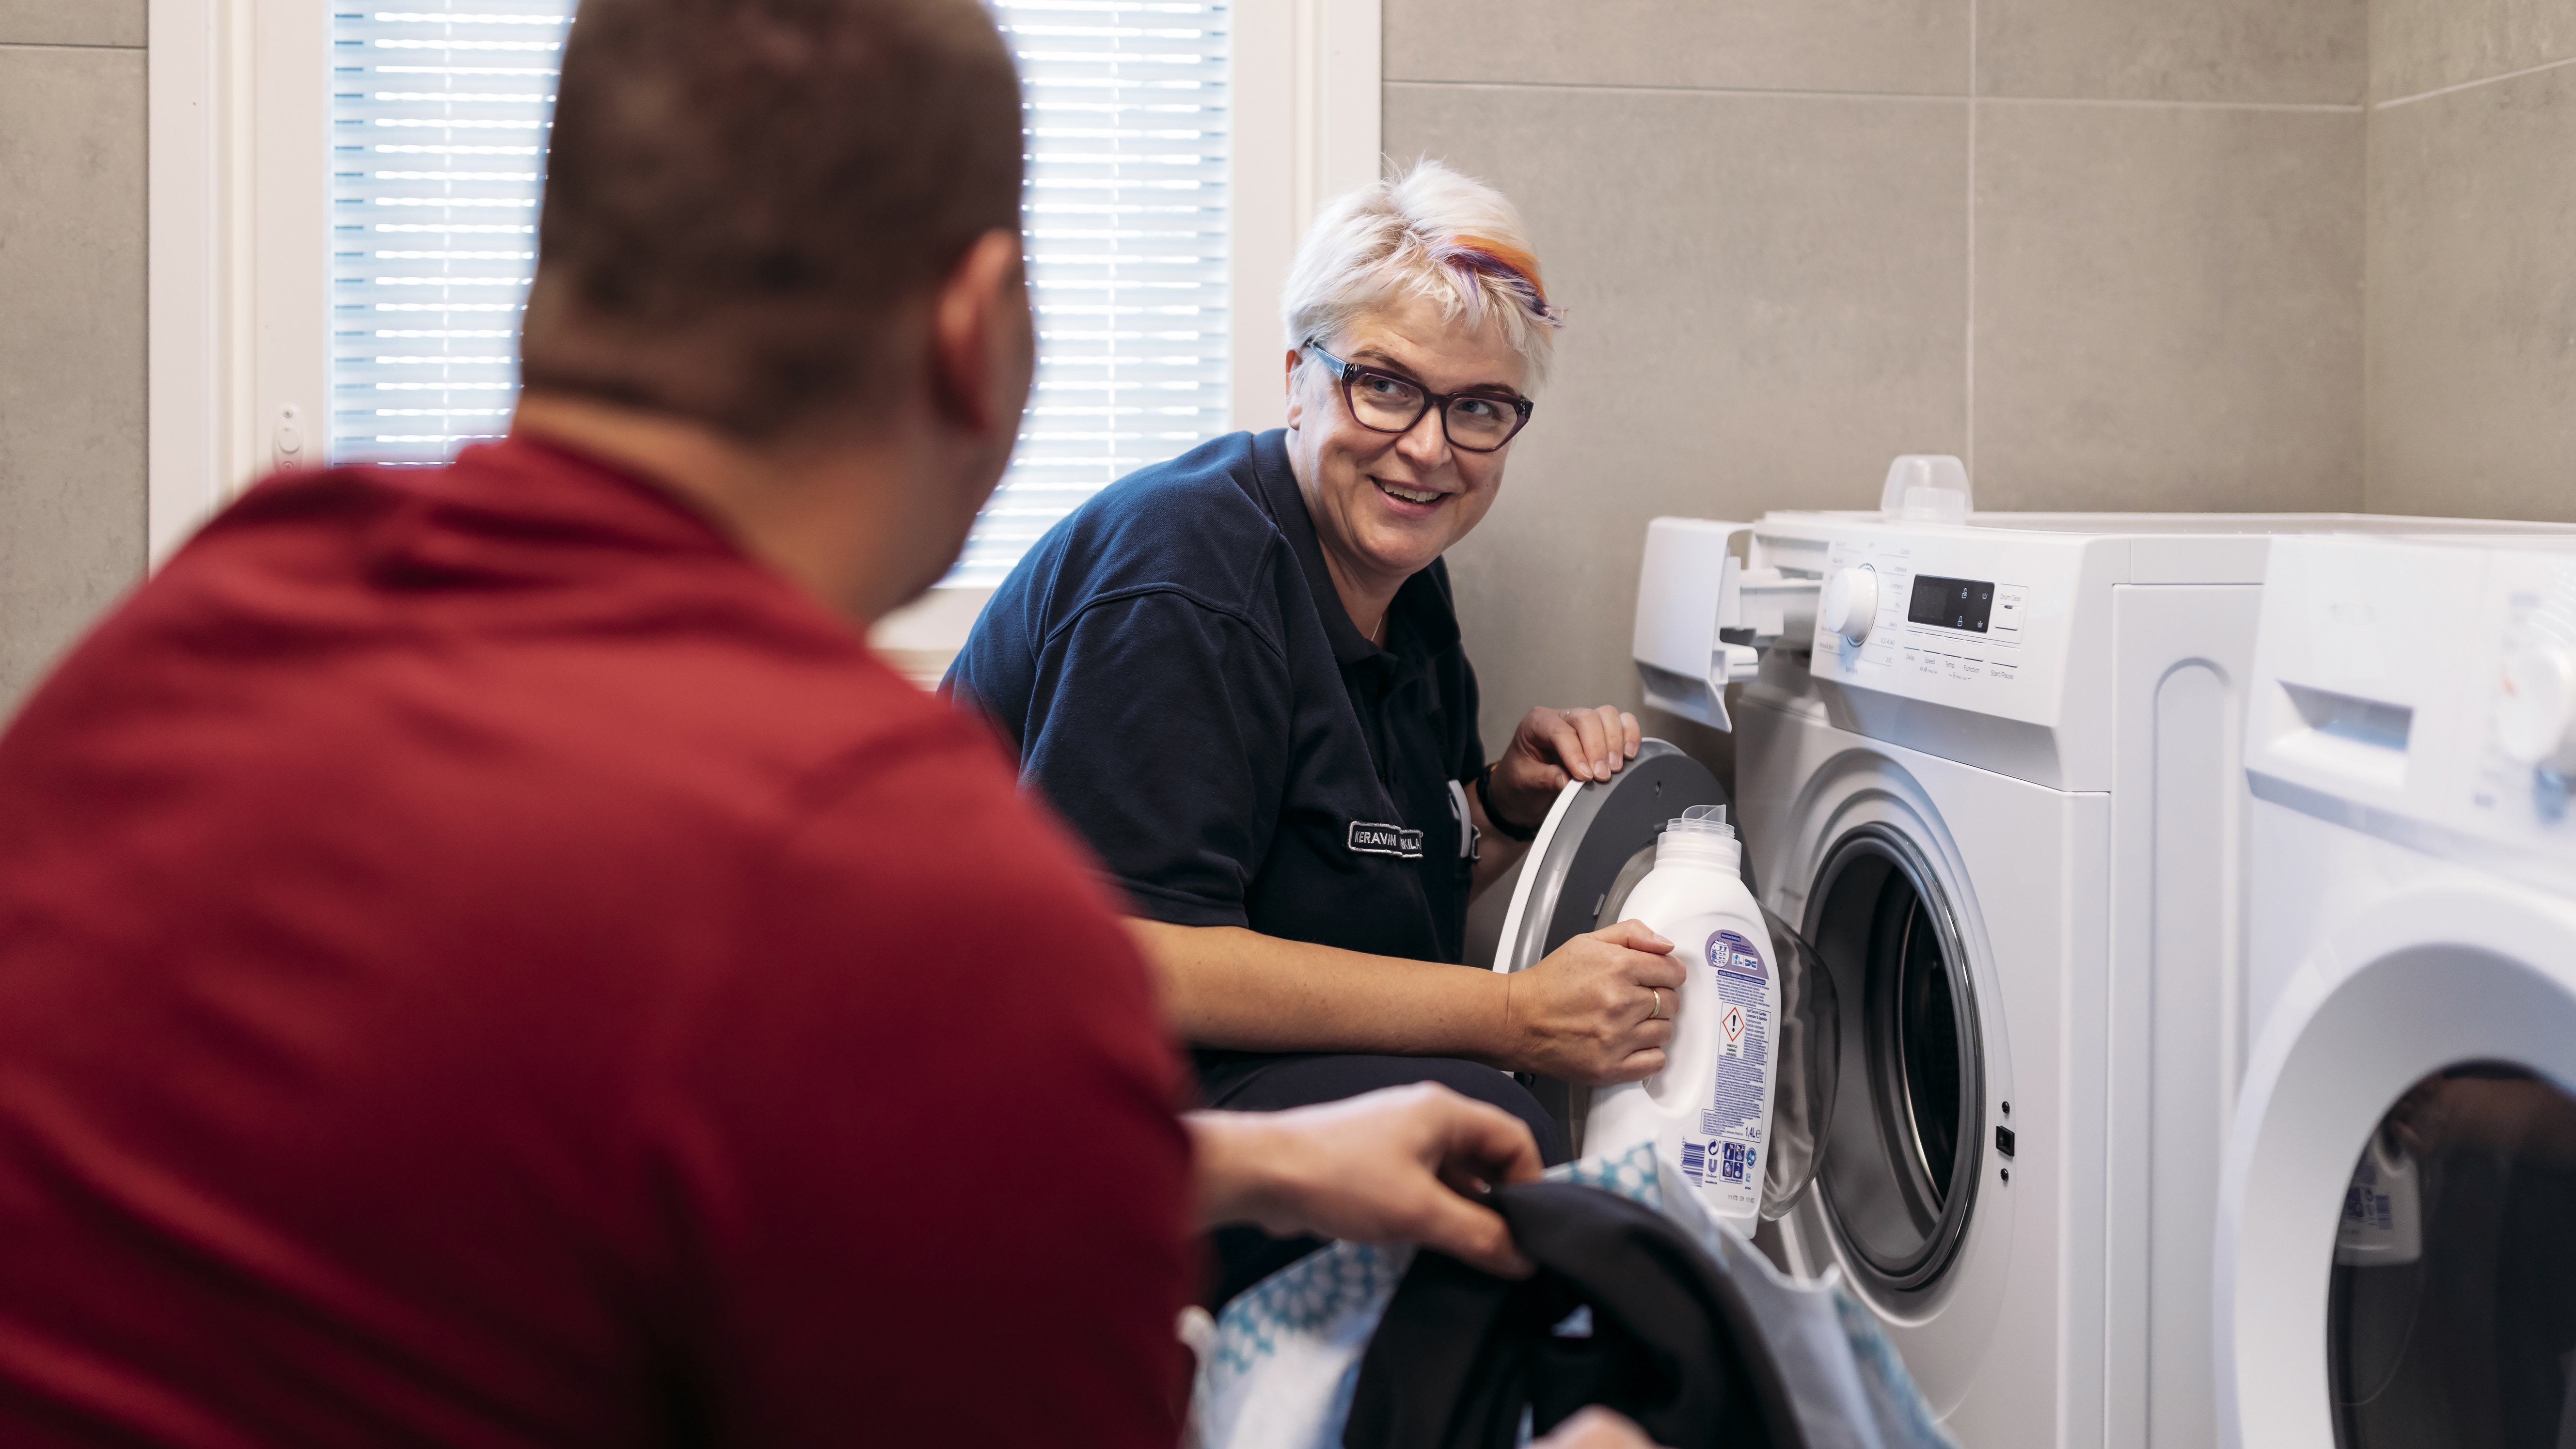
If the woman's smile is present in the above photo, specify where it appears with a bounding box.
[1372,476,1449,511]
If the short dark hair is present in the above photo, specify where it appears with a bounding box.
[520,0,1024,440]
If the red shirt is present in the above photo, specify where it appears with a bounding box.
[0,440,1191,1448]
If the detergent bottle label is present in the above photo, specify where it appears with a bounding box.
[1670,926,1775,1222]
[2335,1136,2423,1266]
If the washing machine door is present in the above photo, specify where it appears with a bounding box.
[1798,820,1986,1299]
[2218,881,2576,1449]
[1491,739,1733,976]
[1489,739,1730,1145]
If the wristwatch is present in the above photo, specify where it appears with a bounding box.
[1474,761,1542,843]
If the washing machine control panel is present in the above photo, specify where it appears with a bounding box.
[1809,532,2073,724]
[2251,536,2576,872]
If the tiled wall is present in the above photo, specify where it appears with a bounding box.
[1384,0,2370,752]
[0,0,148,712]
[15,0,2566,736]
[2366,0,2576,520]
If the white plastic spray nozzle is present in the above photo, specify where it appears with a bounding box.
[1665,803,1737,839]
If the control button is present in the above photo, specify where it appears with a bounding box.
[1821,564,1879,644]
[2498,641,2576,771]
[1991,585,2029,637]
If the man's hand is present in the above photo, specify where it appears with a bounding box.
[1533,1408,1670,1449]
[1188,1083,1546,1276]
[1502,920,1682,1085]
[1486,705,1643,831]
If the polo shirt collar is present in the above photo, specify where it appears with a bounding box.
[1250,429,1463,668]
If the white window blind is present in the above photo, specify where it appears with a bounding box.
[973,1,1232,584]
[327,1,1233,587]
[329,5,572,467]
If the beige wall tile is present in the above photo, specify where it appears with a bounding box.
[1385,0,1970,95]
[0,0,144,47]
[1973,101,2363,512]
[1978,0,2365,103]
[2369,0,2576,104]
[1385,83,1968,751]
[2365,69,2576,522]
[0,47,147,714]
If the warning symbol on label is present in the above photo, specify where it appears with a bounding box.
[1720,1003,1746,1049]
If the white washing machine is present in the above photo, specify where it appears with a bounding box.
[2216,535,2576,1449]
[1630,461,2576,1449]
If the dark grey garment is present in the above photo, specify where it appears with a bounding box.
[1346,1181,1803,1449]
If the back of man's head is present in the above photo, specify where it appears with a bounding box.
[520,0,1023,442]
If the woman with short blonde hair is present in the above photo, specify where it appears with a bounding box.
[949,160,1676,1304]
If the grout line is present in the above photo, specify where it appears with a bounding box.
[1977,94,2362,113]
[2374,50,2576,110]
[1383,78,1969,104]
[1384,78,2362,112]
[0,39,147,50]
[1965,0,1977,484]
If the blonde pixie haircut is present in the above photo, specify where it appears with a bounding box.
[1281,159,1565,390]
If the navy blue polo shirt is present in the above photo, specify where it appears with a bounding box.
[947,429,1487,1079]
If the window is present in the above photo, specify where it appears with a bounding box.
[322,0,1235,587]
[150,0,1379,598]
[970,1,1233,585]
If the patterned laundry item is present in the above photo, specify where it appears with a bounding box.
[1184,1140,1953,1449]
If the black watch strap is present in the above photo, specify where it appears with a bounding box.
[1474,762,1541,842]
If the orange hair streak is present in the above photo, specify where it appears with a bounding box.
[1438,233,1554,317]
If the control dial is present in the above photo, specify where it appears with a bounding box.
[2498,640,2576,771]
[1821,565,1880,644]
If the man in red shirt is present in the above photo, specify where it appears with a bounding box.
[0,1,1578,1445]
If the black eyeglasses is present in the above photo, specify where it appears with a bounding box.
[1304,343,1534,453]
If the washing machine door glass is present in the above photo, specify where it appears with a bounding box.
[1805,823,1981,1296]
[2327,1062,2576,1449]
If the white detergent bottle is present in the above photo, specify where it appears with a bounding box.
[2335,1131,2423,1267]
[1583,804,1781,1227]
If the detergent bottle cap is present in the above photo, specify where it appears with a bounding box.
[1657,804,1742,868]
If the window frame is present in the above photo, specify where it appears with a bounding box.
[148,0,1383,670]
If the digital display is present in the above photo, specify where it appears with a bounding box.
[1908,575,1994,632]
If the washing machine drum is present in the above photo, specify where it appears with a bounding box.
[2326,1064,2576,1449]
[1803,823,1985,1298]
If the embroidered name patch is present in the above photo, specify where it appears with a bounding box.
[1346,821,1424,859]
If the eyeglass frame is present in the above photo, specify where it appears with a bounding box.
[1301,342,1535,453]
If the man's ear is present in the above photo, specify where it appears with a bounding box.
[928,228,1032,435]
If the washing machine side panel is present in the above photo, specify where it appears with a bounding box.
[2103,583,2261,1449]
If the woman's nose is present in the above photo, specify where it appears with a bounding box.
[1394,405,1451,470]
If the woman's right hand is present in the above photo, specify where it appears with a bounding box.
[1501,920,1684,1085]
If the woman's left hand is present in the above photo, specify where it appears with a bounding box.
[1487,705,1641,829]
